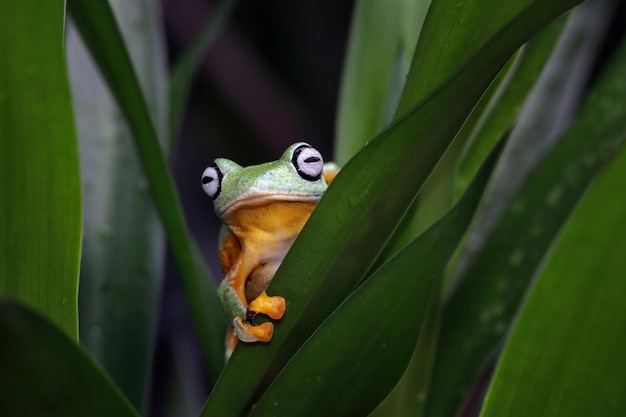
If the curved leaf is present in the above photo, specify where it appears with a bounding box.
[480,100,626,417]
[425,3,626,414]
[397,0,541,113]
[0,300,138,417]
[250,143,500,417]
[67,0,227,380]
[455,15,566,196]
[66,0,168,409]
[0,0,81,339]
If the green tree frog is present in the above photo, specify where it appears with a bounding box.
[201,142,337,356]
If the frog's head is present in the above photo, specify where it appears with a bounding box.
[201,142,328,216]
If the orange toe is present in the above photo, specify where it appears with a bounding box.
[233,317,274,343]
[248,291,286,320]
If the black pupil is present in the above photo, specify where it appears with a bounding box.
[304,156,320,163]
[202,176,213,184]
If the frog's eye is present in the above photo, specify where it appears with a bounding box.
[201,163,223,200]
[292,144,324,181]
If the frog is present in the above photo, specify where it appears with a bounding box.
[201,142,337,356]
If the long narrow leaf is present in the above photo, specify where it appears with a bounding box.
[425,4,626,414]
[378,19,564,413]
[480,98,626,416]
[397,0,539,113]
[250,142,501,417]
[455,15,566,196]
[0,0,81,339]
[66,0,168,409]
[67,0,227,380]
[374,15,565,414]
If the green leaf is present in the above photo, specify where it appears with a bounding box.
[425,4,626,415]
[374,48,523,264]
[375,14,567,414]
[67,0,227,380]
[0,0,81,340]
[455,14,567,196]
[0,299,139,417]
[396,0,545,114]
[66,0,168,410]
[250,142,501,417]
[334,0,427,164]
[480,104,626,417]
[368,7,569,415]
[169,0,237,144]
[373,7,560,410]
[381,17,564,414]
[201,1,582,415]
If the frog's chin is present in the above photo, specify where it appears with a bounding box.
[218,192,322,217]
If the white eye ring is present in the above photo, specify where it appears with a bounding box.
[292,145,324,181]
[201,163,223,200]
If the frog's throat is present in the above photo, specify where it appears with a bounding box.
[218,192,322,217]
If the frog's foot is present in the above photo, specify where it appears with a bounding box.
[247,291,286,320]
[233,317,274,343]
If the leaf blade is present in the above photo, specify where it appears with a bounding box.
[250,141,501,417]
[480,104,626,417]
[455,15,567,196]
[0,299,139,417]
[66,0,168,409]
[67,0,227,380]
[0,0,81,340]
[397,0,531,114]
[425,4,626,414]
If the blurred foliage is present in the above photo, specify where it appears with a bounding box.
[66,0,168,410]
[1,0,625,416]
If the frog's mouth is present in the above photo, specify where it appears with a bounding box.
[219,192,323,217]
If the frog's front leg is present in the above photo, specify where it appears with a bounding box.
[218,278,273,343]
[217,263,285,344]
[238,292,286,344]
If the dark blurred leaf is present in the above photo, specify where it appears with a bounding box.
[455,15,567,196]
[169,0,237,144]
[67,0,227,381]
[480,105,626,417]
[250,142,500,417]
[0,299,139,417]
[201,1,582,415]
[425,4,626,415]
[0,0,81,339]
[66,0,168,410]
